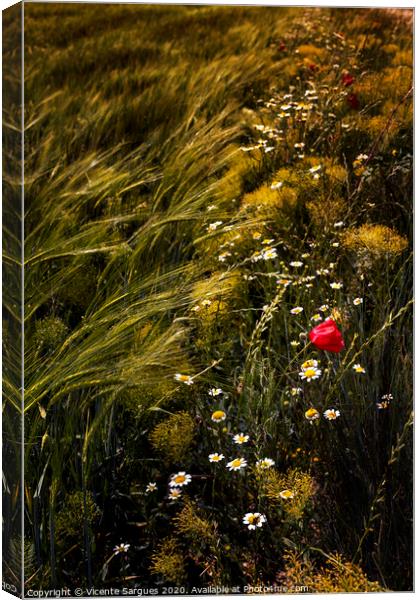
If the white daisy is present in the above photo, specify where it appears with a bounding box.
[233,433,250,445]
[168,488,182,501]
[277,278,292,287]
[271,181,283,190]
[243,512,267,530]
[256,458,275,469]
[279,489,295,499]
[169,472,192,487]
[262,248,278,260]
[309,165,322,174]
[323,408,341,420]
[290,387,303,396]
[211,410,226,422]
[209,453,225,463]
[305,407,320,421]
[301,359,319,370]
[174,374,194,385]
[299,367,322,382]
[207,221,223,231]
[208,388,223,397]
[113,543,130,555]
[227,458,247,471]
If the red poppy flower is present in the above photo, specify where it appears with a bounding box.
[341,72,355,87]
[309,319,345,353]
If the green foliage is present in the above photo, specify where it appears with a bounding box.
[278,550,385,592]
[174,499,218,545]
[33,316,69,355]
[150,538,187,585]
[342,223,408,256]
[262,468,314,520]
[149,412,196,463]
[55,491,101,542]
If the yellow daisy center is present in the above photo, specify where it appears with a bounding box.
[231,459,242,468]
[282,490,293,498]
[174,475,186,484]
[212,410,225,420]
[302,360,315,369]
[305,368,316,378]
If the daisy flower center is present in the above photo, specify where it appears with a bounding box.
[280,490,294,499]
[212,410,225,420]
